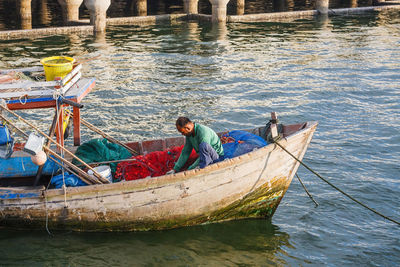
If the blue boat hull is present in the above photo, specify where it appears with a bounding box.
[0,156,60,178]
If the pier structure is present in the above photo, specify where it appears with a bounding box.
[14,0,318,30]
[316,0,329,14]
[39,0,52,25]
[136,0,147,16]
[235,0,245,15]
[184,0,199,14]
[57,0,83,22]
[210,0,231,21]
[84,0,111,32]
[17,0,32,29]
[2,0,400,39]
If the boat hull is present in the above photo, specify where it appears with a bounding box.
[0,122,317,231]
[0,153,60,179]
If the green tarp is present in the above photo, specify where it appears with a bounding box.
[72,138,132,175]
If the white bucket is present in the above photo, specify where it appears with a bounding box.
[88,165,112,183]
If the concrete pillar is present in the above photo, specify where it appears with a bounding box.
[183,0,199,14]
[136,0,147,16]
[315,0,329,15]
[209,0,230,22]
[95,31,107,44]
[235,0,244,15]
[58,0,83,22]
[84,0,111,33]
[18,0,32,29]
[39,0,51,25]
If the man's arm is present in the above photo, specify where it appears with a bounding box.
[173,140,193,172]
[188,158,199,170]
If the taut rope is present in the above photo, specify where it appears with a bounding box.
[273,138,400,226]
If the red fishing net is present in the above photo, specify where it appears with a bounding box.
[114,145,198,181]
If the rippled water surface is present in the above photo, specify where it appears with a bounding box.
[0,10,399,266]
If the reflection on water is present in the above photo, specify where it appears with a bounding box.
[0,220,291,265]
[0,0,378,31]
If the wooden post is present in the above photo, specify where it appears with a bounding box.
[53,76,64,152]
[34,102,61,186]
[56,104,64,152]
[270,112,278,140]
[73,105,81,146]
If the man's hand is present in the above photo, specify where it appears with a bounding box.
[166,169,175,175]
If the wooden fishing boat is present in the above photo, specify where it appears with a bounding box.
[0,117,317,232]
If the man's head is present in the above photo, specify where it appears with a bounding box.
[176,117,194,137]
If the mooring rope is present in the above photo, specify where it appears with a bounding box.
[295,173,319,207]
[44,193,53,236]
[273,139,400,226]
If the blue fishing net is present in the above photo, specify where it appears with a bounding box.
[222,130,268,159]
[51,172,88,188]
[0,124,14,159]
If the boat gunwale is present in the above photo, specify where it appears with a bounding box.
[5,121,318,198]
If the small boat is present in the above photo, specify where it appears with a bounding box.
[0,117,317,231]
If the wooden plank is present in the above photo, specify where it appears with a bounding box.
[61,64,82,86]
[5,78,95,110]
[6,99,58,110]
[74,78,95,103]
[0,80,57,90]
[60,72,81,95]
[0,89,55,99]
[0,66,43,74]
[0,71,80,100]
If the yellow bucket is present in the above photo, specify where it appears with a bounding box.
[40,56,75,81]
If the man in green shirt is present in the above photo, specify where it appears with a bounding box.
[168,117,224,174]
